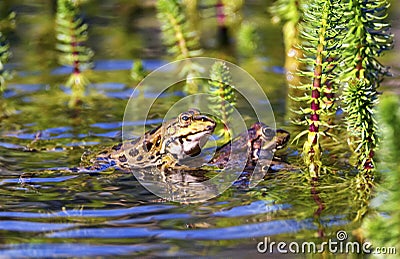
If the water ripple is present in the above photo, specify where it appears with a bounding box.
[0,205,176,219]
[0,220,74,232]
[0,175,78,185]
[212,200,291,217]
[0,243,169,258]
[46,219,307,240]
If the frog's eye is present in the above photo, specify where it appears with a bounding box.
[261,126,275,139]
[179,112,192,125]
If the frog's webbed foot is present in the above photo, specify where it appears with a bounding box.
[160,162,193,173]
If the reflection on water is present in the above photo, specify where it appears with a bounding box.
[0,0,397,257]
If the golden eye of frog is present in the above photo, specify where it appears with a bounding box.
[85,109,216,172]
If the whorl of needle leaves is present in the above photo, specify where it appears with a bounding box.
[208,61,236,124]
[156,0,202,59]
[55,0,93,72]
[341,0,393,173]
[291,0,345,177]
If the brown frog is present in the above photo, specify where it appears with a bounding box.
[209,122,290,171]
[80,108,216,173]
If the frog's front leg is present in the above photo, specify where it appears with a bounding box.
[159,154,196,172]
[159,154,178,172]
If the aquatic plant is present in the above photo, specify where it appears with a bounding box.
[237,22,259,58]
[0,11,16,33]
[0,32,11,93]
[0,12,15,93]
[363,95,400,251]
[291,0,344,178]
[130,59,146,84]
[0,12,16,118]
[270,0,301,54]
[156,0,203,94]
[340,0,393,179]
[55,0,93,107]
[208,61,236,139]
[156,0,202,60]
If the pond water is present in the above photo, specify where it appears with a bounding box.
[0,1,399,258]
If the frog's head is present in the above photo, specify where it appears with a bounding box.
[246,123,290,164]
[260,125,290,152]
[162,109,216,160]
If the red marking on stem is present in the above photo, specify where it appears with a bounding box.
[310,114,319,121]
[312,90,320,99]
[216,0,225,26]
[311,100,319,111]
[309,123,318,133]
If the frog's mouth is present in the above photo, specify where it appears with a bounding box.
[177,114,216,157]
[184,127,214,156]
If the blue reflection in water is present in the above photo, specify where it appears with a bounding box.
[0,220,74,232]
[46,219,309,240]
[0,175,78,184]
[51,59,168,74]
[0,243,169,258]
[0,205,176,218]
[45,217,347,240]
[212,200,291,217]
